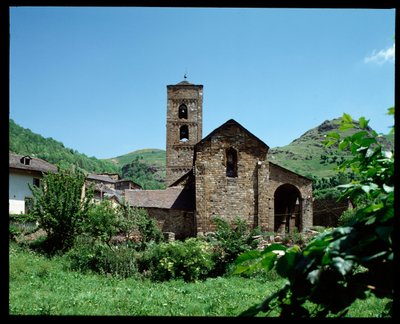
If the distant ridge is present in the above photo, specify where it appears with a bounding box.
[268,118,393,178]
[10,117,393,184]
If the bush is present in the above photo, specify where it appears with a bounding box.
[137,238,215,282]
[115,204,163,250]
[66,236,138,278]
[81,200,120,243]
[204,216,256,277]
[9,214,40,242]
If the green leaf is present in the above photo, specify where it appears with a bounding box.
[360,250,388,262]
[382,150,393,159]
[260,252,278,272]
[235,250,261,265]
[363,216,376,226]
[342,113,353,124]
[276,246,300,278]
[338,139,349,150]
[326,131,340,140]
[361,183,378,194]
[262,243,287,254]
[375,225,392,244]
[307,269,321,284]
[359,116,369,129]
[339,123,355,132]
[383,184,394,193]
[332,256,354,276]
[364,202,384,213]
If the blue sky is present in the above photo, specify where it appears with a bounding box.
[9,7,395,159]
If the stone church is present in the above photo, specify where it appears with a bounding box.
[125,79,313,239]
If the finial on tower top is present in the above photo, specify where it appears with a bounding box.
[184,73,187,80]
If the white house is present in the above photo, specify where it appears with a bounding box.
[9,153,57,214]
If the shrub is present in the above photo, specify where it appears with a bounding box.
[9,213,39,241]
[205,216,255,277]
[66,236,138,278]
[81,200,120,243]
[137,238,214,282]
[115,204,163,250]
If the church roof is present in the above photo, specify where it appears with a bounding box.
[167,79,203,88]
[176,80,193,85]
[125,186,195,211]
[195,119,270,151]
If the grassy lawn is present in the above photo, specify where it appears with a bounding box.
[9,242,390,317]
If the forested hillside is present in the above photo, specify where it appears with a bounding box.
[9,119,164,189]
[9,119,118,174]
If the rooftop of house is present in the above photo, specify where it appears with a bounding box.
[86,173,117,183]
[9,152,57,174]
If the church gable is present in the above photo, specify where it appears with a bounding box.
[194,119,270,232]
[195,119,269,155]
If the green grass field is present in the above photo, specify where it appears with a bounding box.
[9,242,390,317]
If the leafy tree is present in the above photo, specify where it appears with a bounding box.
[29,168,94,253]
[234,108,394,317]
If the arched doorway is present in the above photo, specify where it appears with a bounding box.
[274,184,301,233]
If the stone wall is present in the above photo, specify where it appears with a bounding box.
[194,122,268,233]
[264,163,313,232]
[146,208,195,240]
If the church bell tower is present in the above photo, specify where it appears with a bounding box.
[165,78,203,186]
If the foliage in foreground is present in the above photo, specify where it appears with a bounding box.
[10,241,389,317]
[234,109,394,318]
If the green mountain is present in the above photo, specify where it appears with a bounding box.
[106,148,166,169]
[9,119,118,174]
[268,118,393,178]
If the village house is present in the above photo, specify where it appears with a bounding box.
[125,80,313,239]
[85,173,142,206]
[9,153,57,214]
[9,152,142,213]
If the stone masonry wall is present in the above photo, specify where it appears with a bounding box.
[195,124,268,233]
[146,208,195,240]
[267,163,313,231]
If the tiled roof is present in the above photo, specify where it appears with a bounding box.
[125,186,195,211]
[86,174,116,183]
[9,152,57,173]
